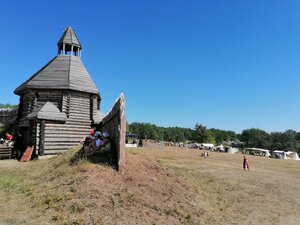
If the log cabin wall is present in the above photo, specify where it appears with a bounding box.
[0,108,17,127]
[62,91,71,117]
[19,92,35,119]
[35,120,41,153]
[18,90,62,120]
[36,90,62,110]
[91,94,100,121]
[17,90,96,155]
[41,91,91,155]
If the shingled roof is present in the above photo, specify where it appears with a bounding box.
[14,55,99,95]
[27,102,67,121]
[57,27,81,47]
[15,27,99,95]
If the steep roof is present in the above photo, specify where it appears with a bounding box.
[27,102,67,121]
[14,55,99,95]
[57,27,81,47]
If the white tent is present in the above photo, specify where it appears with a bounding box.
[202,143,215,148]
[216,145,224,151]
[201,143,215,150]
[228,147,239,154]
[273,150,287,159]
[285,151,300,161]
[245,148,271,157]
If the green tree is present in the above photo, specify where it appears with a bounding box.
[193,123,215,144]
[0,104,18,108]
[270,130,298,151]
[205,129,216,144]
[210,128,237,144]
[240,128,270,148]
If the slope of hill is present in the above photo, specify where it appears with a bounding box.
[0,146,200,225]
[1,143,300,225]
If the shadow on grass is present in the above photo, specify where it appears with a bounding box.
[70,147,118,170]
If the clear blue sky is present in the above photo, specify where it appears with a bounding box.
[0,0,299,133]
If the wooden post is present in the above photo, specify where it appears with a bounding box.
[71,45,74,56]
[118,95,126,174]
[63,44,65,55]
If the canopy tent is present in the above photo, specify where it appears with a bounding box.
[273,150,288,159]
[228,147,239,154]
[285,151,300,161]
[216,145,224,151]
[245,148,271,157]
[202,143,215,148]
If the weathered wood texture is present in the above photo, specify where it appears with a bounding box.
[98,94,126,174]
[0,108,17,127]
[91,94,102,124]
[18,91,62,120]
[0,146,12,159]
[36,91,62,110]
[36,91,91,154]
[19,92,35,119]
[14,56,99,95]
[58,27,81,47]
[13,28,103,156]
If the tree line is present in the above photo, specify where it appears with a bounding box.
[239,128,300,151]
[128,122,237,144]
[0,104,18,109]
[127,122,300,152]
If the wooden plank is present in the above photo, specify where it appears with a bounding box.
[44,128,89,133]
[45,124,90,129]
[0,147,12,159]
[66,120,91,125]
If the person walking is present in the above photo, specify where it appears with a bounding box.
[243,155,250,171]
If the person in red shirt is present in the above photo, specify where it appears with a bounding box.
[5,132,13,141]
[4,132,14,147]
[243,155,250,171]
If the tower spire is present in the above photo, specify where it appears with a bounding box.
[57,27,82,56]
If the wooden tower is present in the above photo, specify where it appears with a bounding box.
[14,27,102,155]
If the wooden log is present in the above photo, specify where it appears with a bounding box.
[68,113,90,118]
[44,128,89,133]
[65,120,91,125]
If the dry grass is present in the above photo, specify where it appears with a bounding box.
[0,143,299,225]
[133,143,300,225]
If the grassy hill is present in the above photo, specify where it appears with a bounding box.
[0,143,300,225]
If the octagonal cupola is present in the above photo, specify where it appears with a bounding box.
[57,27,82,56]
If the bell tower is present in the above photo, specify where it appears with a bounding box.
[57,27,82,56]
